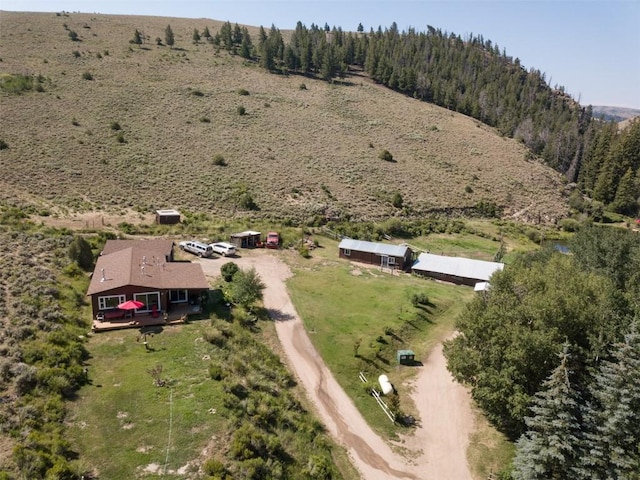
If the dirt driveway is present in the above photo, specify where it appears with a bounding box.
[198,251,474,480]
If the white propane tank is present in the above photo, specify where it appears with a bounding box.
[378,374,393,395]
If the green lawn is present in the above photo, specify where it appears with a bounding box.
[287,258,475,438]
[68,323,226,478]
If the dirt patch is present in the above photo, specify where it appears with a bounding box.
[30,209,154,231]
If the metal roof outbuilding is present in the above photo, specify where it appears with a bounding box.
[338,238,410,258]
[412,253,504,283]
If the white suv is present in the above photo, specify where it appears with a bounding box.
[179,241,213,258]
[210,242,236,256]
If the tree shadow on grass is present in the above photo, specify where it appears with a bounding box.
[375,352,391,366]
[357,355,381,370]
[388,332,405,343]
[414,310,434,324]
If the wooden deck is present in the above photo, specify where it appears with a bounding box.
[92,304,202,332]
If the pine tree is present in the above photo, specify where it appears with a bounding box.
[68,236,93,270]
[239,27,252,59]
[220,21,233,51]
[202,26,211,39]
[164,24,175,47]
[233,23,242,45]
[578,325,640,479]
[611,168,639,215]
[512,344,583,479]
[192,28,201,43]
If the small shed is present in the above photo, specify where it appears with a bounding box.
[155,209,181,225]
[397,349,415,365]
[230,231,262,249]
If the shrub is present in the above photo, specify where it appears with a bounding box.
[410,292,430,307]
[199,116,210,123]
[237,88,249,96]
[203,459,227,476]
[208,363,225,380]
[391,192,403,208]
[237,105,246,116]
[72,50,80,58]
[0,139,8,150]
[559,217,581,233]
[213,154,227,166]
[62,262,84,277]
[221,262,239,282]
[379,149,394,162]
[204,328,227,347]
[191,89,204,97]
[0,73,33,94]
[465,185,473,193]
[115,132,126,143]
[68,30,79,41]
[110,121,121,131]
[238,192,258,210]
[71,118,79,126]
[81,71,93,80]
[299,83,307,90]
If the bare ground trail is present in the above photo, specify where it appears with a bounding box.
[198,252,474,479]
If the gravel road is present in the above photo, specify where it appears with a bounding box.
[198,251,474,480]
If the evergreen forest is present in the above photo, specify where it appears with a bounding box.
[211,21,640,218]
[444,226,640,478]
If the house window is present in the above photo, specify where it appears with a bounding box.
[134,292,161,313]
[388,257,396,265]
[344,249,351,256]
[169,289,188,303]
[98,294,125,310]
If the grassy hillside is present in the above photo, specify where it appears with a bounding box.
[0,11,568,224]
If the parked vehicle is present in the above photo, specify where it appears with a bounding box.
[179,241,213,258]
[210,242,237,256]
[266,232,280,249]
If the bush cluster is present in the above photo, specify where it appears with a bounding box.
[201,317,337,478]
[0,223,91,478]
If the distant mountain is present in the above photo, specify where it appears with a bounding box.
[591,105,640,123]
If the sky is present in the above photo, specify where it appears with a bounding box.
[2,1,639,109]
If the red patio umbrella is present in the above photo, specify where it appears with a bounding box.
[118,299,145,310]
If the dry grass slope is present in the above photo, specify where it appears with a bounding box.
[0,11,568,223]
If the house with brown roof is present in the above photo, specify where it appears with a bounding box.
[87,239,209,323]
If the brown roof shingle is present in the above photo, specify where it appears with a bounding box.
[87,245,208,295]
[102,239,174,258]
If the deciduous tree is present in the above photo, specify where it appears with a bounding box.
[228,267,265,309]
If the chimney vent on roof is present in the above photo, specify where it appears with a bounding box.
[100,268,106,282]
